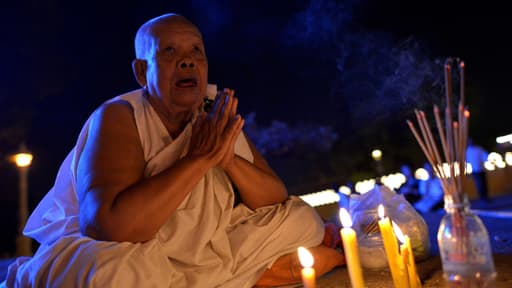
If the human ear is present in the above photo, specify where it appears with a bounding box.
[132,59,147,87]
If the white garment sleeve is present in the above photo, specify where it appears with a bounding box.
[234,132,254,163]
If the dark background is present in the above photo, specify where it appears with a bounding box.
[1,0,510,254]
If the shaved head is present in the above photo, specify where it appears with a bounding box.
[134,13,201,60]
[131,12,208,123]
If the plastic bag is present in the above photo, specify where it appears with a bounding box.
[349,185,431,269]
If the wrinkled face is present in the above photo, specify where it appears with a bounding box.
[145,19,207,114]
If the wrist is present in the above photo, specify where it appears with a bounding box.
[220,156,237,171]
[184,153,217,170]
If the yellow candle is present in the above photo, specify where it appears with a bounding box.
[297,246,315,288]
[339,208,365,288]
[399,243,411,288]
[392,223,411,288]
[394,223,422,288]
[377,204,403,287]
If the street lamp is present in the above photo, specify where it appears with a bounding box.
[371,149,382,161]
[371,149,383,183]
[9,144,33,256]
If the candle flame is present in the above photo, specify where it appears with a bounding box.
[464,110,470,117]
[392,221,405,244]
[297,246,314,268]
[378,204,385,219]
[338,208,352,228]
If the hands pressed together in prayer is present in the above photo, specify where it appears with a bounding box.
[190,88,244,170]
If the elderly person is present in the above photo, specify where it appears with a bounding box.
[3,13,343,287]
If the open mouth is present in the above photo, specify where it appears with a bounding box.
[175,78,198,88]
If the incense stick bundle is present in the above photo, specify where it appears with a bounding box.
[408,58,473,265]
[407,57,469,203]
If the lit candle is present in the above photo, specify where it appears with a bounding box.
[377,204,403,287]
[393,222,422,288]
[297,246,315,288]
[392,222,411,288]
[339,208,365,288]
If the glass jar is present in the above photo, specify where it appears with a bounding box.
[437,194,497,287]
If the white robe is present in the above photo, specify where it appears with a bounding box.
[3,89,324,288]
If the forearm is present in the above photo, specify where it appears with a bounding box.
[89,155,212,242]
[224,155,288,210]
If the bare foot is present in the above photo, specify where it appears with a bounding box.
[255,245,345,287]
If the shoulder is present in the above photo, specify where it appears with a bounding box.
[93,99,135,127]
[99,98,133,115]
[93,88,147,124]
[87,99,140,143]
[98,89,143,116]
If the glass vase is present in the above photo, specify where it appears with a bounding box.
[437,194,497,287]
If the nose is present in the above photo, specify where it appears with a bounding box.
[178,57,195,69]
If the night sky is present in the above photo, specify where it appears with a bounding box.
[1,0,511,253]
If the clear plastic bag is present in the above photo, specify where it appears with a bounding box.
[349,185,431,269]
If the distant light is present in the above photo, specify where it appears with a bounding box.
[437,162,465,178]
[484,161,495,171]
[496,133,512,144]
[496,161,506,169]
[371,149,382,161]
[487,152,506,169]
[11,153,33,168]
[505,152,512,166]
[298,152,508,208]
[466,163,473,174]
[338,185,352,196]
[488,152,503,163]
[414,168,429,180]
[355,179,376,194]
[439,163,450,178]
[380,173,406,190]
[299,189,340,207]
